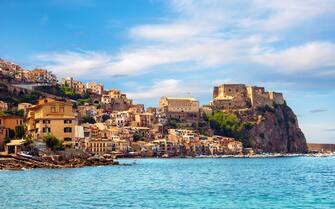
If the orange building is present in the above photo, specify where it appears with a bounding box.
[0,115,24,150]
[27,98,76,142]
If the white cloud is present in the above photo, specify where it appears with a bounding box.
[126,79,211,101]
[34,0,335,78]
[35,38,241,78]
[126,79,182,99]
[170,0,335,32]
[35,51,112,77]
[251,0,335,31]
[251,42,335,72]
[129,23,210,42]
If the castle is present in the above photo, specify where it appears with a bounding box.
[159,97,200,124]
[210,84,284,110]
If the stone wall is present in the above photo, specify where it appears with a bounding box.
[214,84,247,99]
[212,99,249,110]
[247,86,273,108]
[212,84,286,110]
[212,84,250,110]
[307,143,335,152]
[165,112,199,123]
[159,97,199,113]
[268,92,285,105]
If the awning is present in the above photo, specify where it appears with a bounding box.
[6,140,26,146]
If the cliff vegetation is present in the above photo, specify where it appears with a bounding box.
[205,104,307,153]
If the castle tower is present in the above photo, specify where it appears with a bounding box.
[213,86,219,99]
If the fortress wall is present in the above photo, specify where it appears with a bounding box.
[268,92,285,105]
[247,86,273,108]
[215,84,247,99]
[213,87,219,99]
[212,84,285,110]
[308,143,335,152]
[212,99,249,110]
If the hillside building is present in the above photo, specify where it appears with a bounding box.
[27,98,77,142]
[159,97,200,124]
[0,115,24,150]
[101,89,132,111]
[0,101,8,111]
[86,82,104,95]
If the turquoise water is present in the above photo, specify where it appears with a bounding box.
[1,157,335,209]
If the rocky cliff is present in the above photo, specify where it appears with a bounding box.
[236,104,307,153]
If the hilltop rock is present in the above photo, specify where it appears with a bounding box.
[208,84,307,153]
[238,104,307,153]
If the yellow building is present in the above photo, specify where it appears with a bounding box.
[159,97,200,123]
[17,103,32,115]
[133,112,155,128]
[0,115,24,150]
[159,97,199,113]
[0,100,8,111]
[85,82,104,95]
[27,98,76,142]
[84,139,113,155]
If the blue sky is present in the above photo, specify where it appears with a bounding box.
[1,0,335,143]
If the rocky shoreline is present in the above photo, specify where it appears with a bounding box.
[0,155,119,170]
[195,153,335,158]
[2,153,334,170]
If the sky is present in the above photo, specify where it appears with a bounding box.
[0,0,335,143]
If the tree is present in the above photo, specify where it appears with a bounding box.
[205,111,253,147]
[8,129,15,139]
[102,114,110,122]
[3,137,11,144]
[43,134,62,151]
[80,116,96,124]
[15,125,26,139]
[133,133,144,141]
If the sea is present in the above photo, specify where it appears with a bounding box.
[0,157,335,209]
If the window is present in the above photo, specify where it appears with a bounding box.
[64,127,72,133]
[59,107,64,113]
[42,127,51,133]
[64,119,72,124]
[51,106,56,113]
[64,137,72,141]
[35,128,39,133]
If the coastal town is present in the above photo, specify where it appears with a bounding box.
[0,59,333,169]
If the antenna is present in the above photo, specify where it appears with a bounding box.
[186,92,191,98]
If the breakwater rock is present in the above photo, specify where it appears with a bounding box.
[0,155,119,170]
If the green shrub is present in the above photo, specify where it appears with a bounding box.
[43,134,62,151]
[133,133,144,141]
[0,109,24,117]
[80,116,96,124]
[15,125,26,139]
[206,111,244,139]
